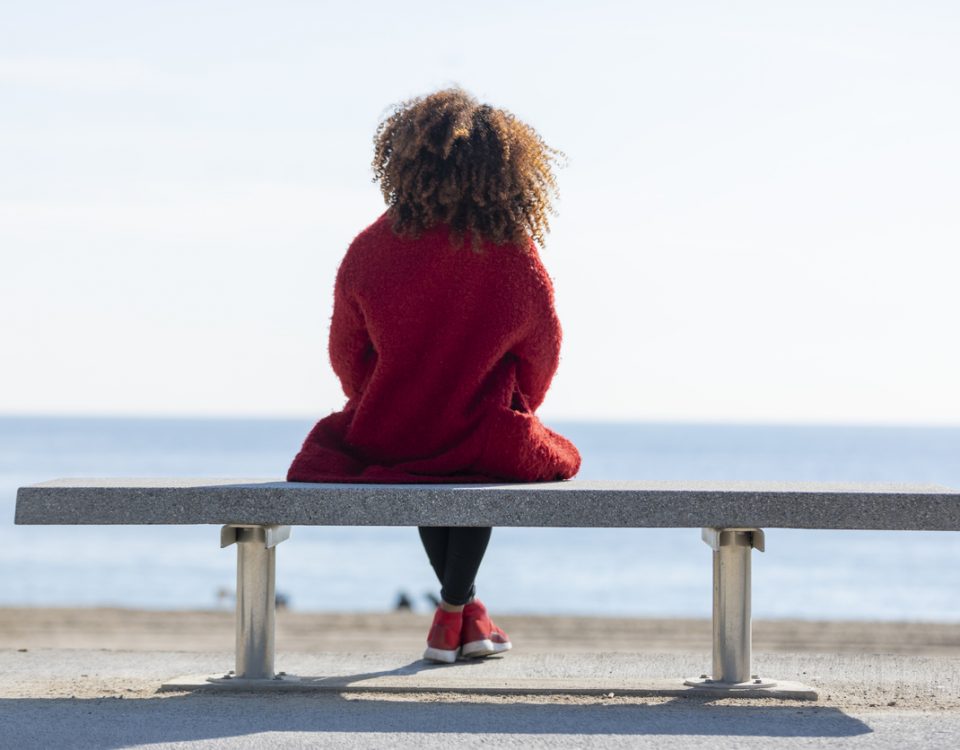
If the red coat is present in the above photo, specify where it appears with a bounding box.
[287,214,581,483]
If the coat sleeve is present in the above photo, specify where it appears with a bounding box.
[328,263,376,400]
[511,253,562,413]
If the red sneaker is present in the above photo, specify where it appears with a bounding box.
[423,607,462,663]
[461,599,512,658]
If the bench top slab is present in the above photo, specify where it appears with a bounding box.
[15,478,960,530]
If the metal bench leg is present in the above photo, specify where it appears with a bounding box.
[212,524,295,684]
[685,527,778,692]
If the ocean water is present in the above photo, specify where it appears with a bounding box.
[1,417,959,621]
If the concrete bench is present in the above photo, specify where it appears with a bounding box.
[15,478,960,699]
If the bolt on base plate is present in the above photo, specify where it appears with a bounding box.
[684,676,778,690]
[206,671,302,687]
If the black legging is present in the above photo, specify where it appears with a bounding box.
[418,526,492,606]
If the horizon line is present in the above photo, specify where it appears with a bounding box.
[1,412,958,431]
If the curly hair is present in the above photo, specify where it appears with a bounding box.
[372,88,562,249]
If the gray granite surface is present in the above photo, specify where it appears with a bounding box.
[14,479,960,530]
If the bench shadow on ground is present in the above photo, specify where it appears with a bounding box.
[0,691,872,749]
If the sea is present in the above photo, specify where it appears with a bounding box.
[1,417,958,621]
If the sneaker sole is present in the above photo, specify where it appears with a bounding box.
[461,639,512,658]
[423,646,460,663]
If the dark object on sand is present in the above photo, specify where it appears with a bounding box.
[394,591,413,611]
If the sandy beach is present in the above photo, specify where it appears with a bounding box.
[2,607,959,656]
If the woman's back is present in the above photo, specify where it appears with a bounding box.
[343,216,550,459]
[288,213,579,482]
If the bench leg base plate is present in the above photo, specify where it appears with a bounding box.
[160,674,817,700]
[684,676,777,690]
[161,673,302,691]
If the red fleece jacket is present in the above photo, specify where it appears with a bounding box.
[287,214,581,483]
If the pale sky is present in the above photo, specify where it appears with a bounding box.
[2,1,958,424]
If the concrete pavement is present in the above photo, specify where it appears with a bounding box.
[2,649,959,748]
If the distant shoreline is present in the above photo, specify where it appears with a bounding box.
[3,413,960,429]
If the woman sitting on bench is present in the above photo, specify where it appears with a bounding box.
[288,87,580,663]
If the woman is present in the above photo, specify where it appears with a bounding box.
[289,88,580,662]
